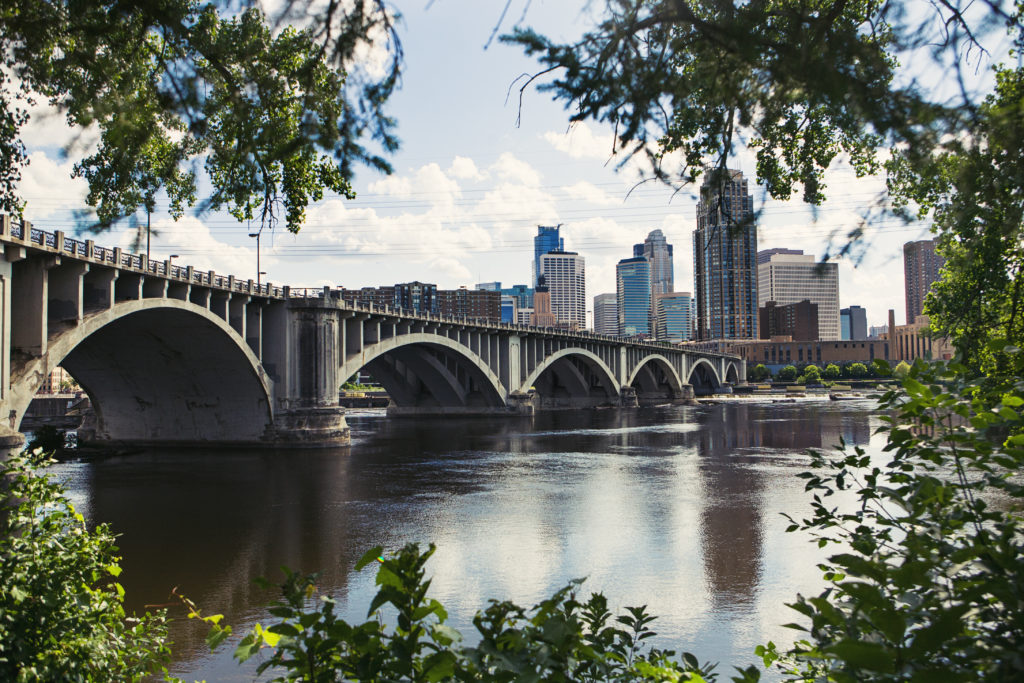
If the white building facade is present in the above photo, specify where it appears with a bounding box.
[757,251,840,341]
[539,251,586,329]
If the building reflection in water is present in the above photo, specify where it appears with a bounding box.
[691,403,872,610]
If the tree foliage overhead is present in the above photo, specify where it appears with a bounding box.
[0,0,401,233]
[504,0,1007,202]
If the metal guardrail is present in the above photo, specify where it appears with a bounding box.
[2,218,284,298]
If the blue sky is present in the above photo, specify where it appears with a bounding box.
[16,0,970,330]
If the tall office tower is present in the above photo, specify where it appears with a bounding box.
[655,292,693,342]
[476,281,501,291]
[533,225,564,287]
[903,239,945,324]
[635,229,674,296]
[539,251,586,329]
[593,293,618,335]
[757,250,840,340]
[694,168,759,339]
[617,256,652,336]
[840,305,868,340]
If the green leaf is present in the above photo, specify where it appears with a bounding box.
[825,639,896,671]
[355,546,385,571]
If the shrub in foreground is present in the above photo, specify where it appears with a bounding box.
[0,450,172,682]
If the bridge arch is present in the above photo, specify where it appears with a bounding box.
[687,358,722,396]
[627,354,685,405]
[724,360,740,385]
[338,333,506,411]
[521,347,619,409]
[11,299,274,445]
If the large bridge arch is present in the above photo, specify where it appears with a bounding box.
[11,299,274,445]
[339,333,507,411]
[628,354,685,405]
[687,358,722,396]
[521,347,620,409]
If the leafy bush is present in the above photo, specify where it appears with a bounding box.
[0,450,172,682]
[778,365,798,381]
[846,362,868,378]
[748,363,771,382]
[236,544,729,682]
[758,354,1024,680]
[822,363,841,380]
[799,365,821,384]
[893,359,912,377]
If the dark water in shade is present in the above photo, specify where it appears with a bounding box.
[51,398,881,681]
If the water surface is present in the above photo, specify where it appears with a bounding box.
[53,399,881,681]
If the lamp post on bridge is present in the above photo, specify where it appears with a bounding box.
[249,229,263,285]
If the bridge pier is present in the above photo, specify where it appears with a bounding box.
[270,406,350,447]
[619,386,639,408]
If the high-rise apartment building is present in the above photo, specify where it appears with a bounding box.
[617,256,652,336]
[694,168,759,339]
[593,293,618,336]
[394,282,438,314]
[533,225,564,287]
[635,229,674,296]
[539,251,586,329]
[655,292,693,342]
[757,250,840,340]
[840,305,868,340]
[903,239,945,324]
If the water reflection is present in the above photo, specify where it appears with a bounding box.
[55,400,876,681]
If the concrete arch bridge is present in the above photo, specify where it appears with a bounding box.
[0,217,743,449]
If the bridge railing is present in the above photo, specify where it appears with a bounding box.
[1,216,285,299]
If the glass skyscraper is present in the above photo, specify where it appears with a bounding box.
[635,229,674,297]
[533,225,564,287]
[694,168,758,339]
[617,256,652,337]
[655,292,693,342]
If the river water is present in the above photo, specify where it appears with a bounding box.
[52,398,882,681]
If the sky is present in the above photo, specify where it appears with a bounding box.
[15,0,986,331]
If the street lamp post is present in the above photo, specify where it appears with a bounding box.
[168,254,178,277]
[249,230,262,285]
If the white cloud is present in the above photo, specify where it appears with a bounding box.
[15,152,89,219]
[491,152,542,187]
[543,122,616,162]
[448,156,485,181]
[563,181,621,207]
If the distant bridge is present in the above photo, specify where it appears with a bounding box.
[0,216,744,449]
